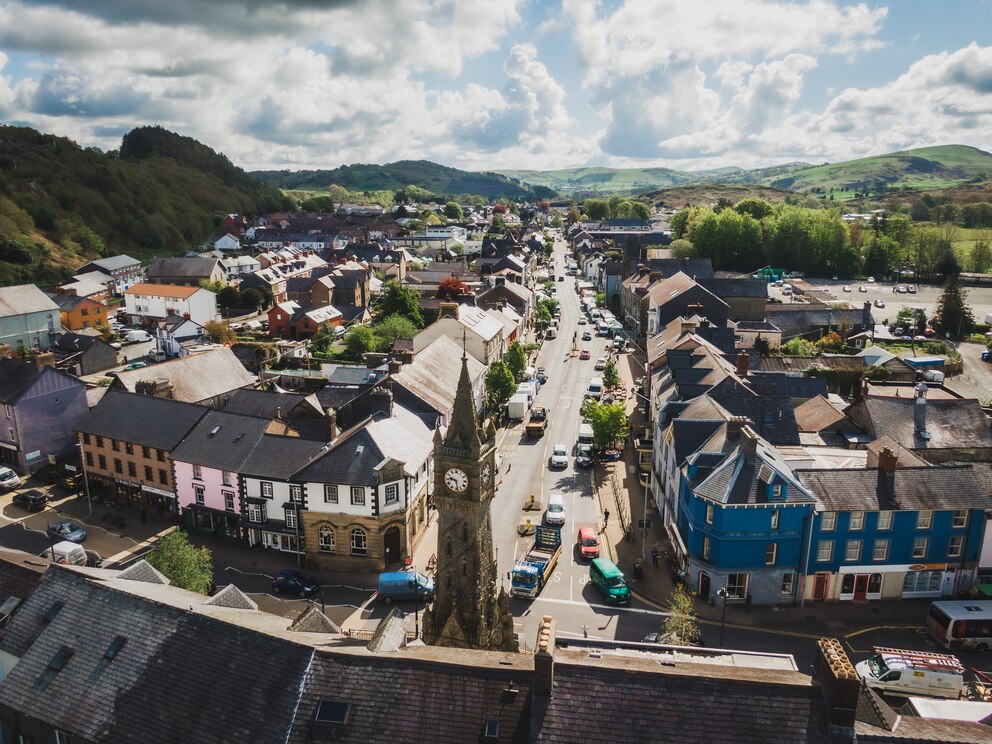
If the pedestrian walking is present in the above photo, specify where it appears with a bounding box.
[603,508,610,527]
[651,546,659,567]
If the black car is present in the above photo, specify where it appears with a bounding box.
[272,569,320,597]
[12,489,47,512]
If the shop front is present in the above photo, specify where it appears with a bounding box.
[836,564,957,601]
[184,504,243,541]
[141,485,177,515]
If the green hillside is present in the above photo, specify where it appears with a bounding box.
[641,183,801,208]
[0,125,291,286]
[497,166,692,195]
[765,144,992,196]
[253,159,547,200]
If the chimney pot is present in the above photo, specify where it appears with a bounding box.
[649,271,662,282]
[878,446,898,473]
[735,351,750,376]
[533,616,556,696]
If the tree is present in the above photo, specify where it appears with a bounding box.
[217,285,241,309]
[970,230,992,273]
[932,276,975,338]
[373,314,418,352]
[484,360,517,416]
[584,400,628,449]
[662,587,701,645]
[199,279,226,294]
[300,195,334,212]
[443,201,463,220]
[534,304,552,330]
[505,341,527,381]
[146,530,214,595]
[935,247,962,280]
[733,197,773,220]
[669,238,695,258]
[344,325,377,358]
[489,213,506,234]
[437,275,469,300]
[602,359,621,390]
[204,320,237,344]
[583,199,609,220]
[377,280,424,327]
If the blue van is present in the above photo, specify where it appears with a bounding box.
[378,571,434,603]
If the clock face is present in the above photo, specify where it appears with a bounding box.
[481,463,492,486]
[444,468,468,493]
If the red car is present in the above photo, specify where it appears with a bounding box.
[579,349,591,360]
[576,527,600,559]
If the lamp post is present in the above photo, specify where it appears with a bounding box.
[716,586,729,648]
[409,570,420,640]
[78,442,92,516]
[294,502,302,569]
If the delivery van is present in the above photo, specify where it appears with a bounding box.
[589,558,630,605]
[123,329,153,344]
[377,571,434,603]
[855,647,965,699]
[42,541,88,566]
[578,423,595,446]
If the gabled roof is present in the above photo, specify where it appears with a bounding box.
[124,282,201,299]
[647,271,728,313]
[0,284,60,317]
[697,277,769,298]
[694,433,815,506]
[76,390,208,450]
[112,347,256,403]
[240,434,329,480]
[171,410,273,471]
[393,336,485,417]
[707,376,801,446]
[852,395,992,450]
[81,254,139,272]
[794,395,851,433]
[797,464,992,511]
[0,359,82,404]
[145,257,221,278]
[54,332,113,354]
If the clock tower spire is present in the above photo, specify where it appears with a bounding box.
[422,353,517,652]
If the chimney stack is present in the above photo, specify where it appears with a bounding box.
[735,351,750,376]
[388,359,403,374]
[438,301,459,319]
[914,382,928,436]
[726,415,750,439]
[533,615,556,696]
[877,446,898,474]
[649,271,662,283]
[740,424,759,460]
[813,638,859,730]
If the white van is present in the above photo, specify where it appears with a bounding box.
[123,329,153,344]
[545,493,565,526]
[42,541,88,566]
[855,648,965,699]
[578,423,595,446]
[546,328,558,339]
[587,377,603,400]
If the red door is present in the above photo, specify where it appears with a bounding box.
[854,574,869,600]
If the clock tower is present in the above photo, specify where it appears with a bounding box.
[422,351,518,652]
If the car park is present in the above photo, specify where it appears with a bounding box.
[12,490,46,512]
[550,444,569,469]
[579,349,590,360]
[594,357,607,370]
[271,569,320,597]
[576,527,600,559]
[0,466,21,490]
[47,520,86,543]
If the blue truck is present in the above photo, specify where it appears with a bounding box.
[510,527,562,599]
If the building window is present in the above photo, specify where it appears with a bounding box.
[781,572,795,595]
[845,540,862,562]
[85,452,94,467]
[95,436,104,448]
[705,504,713,525]
[55,732,71,744]
[877,510,892,531]
[125,442,134,455]
[158,469,168,485]
[194,485,205,505]
[82,432,91,445]
[917,510,932,530]
[192,463,203,480]
[112,439,120,452]
[903,569,941,594]
[912,537,929,559]
[319,525,335,552]
[765,543,777,565]
[350,528,367,556]
[384,483,399,506]
[114,459,123,474]
[285,508,298,529]
[156,450,165,462]
[127,462,137,478]
[224,492,235,512]
[247,503,264,523]
[770,509,780,530]
[144,465,153,481]
[816,540,833,562]
[726,573,748,599]
[289,485,302,503]
[4,404,10,418]
[98,455,107,470]
[849,511,864,531]
[702,537,711,561]
[142,446,151,459]
[6,427,13,440]
[324,485,338,503]
[952,510,968,528]
[261,481,273,499]
[873,539,890,562]
[820,512,836,531]
[948,536,964,558]
[771,484,782,499]
[351,487,365,506]
[222,470,233,486]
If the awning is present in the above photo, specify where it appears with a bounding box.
[667,522,687,559]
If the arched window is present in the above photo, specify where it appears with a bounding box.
[350,528,367,556]
[318,525,334,553]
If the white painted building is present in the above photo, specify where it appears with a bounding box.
[123,283,218,326]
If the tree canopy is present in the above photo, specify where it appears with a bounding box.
[437,275,469,300]
[484,360,517,416]
[147,530,214,595]
[662,587,701,645]
[583,400,628,449]
[932,276,975,338]
[376,280,424,328]
[505,341,527,381]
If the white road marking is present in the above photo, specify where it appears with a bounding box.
[527,595,667,617]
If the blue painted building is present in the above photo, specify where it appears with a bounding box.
[678,421,816,606]
[797,450,992,602]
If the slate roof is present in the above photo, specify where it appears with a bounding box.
[393,335,485,417]
[240,434,328,480]
[0,567,315,744]
[81,254,139,272]
[794,396,850,433]
[735,320,781,332]
[759,356,866,373]
[797,465,992,511]
[170,410,273,471]
[851,395,992,450]
[76,390,209,450]
[697,277,769,298]
[112,347,256,403]
[0,548,47,632]
[694,440,815,506]
[0,357,44,403]
[145,257,221,279]
[707,376,801,446]
[0,284,60,317]
[223,388,316,419]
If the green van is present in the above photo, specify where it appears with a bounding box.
[589,558,630,605]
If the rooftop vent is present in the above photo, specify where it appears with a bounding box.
[208,426,220,437]
[104,636,127,660]
[48,646,73,672]
[43,601,64,624]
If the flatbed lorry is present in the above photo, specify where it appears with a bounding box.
[510,527,561,599]
[525,406,547,437]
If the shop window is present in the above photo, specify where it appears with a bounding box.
[867,573,882,593]
[726,573,748,599]
[842,573,855,595]
[319,525,335,552]
[903,569,941,594]
[350,528,368,556]
[781,572,794,594]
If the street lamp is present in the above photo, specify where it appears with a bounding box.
[77,442,92,516]
[409,570,420,640]
[716,586,729,648]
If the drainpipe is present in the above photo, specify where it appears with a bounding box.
[800,508,816,607]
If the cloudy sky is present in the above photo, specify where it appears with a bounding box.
[1,0,992,173]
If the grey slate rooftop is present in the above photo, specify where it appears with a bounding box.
[75,390,208,451]
[170,409,273,471]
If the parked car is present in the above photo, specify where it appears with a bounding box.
[123,329,153,344]
[549,444,569,469]
[842,285,851,292]
[271,569,320,597]
[577,317,587,325]
[597,449,622,462]
[47,520,87,543]
[859,285,868,292]
[123,361,147,371]
[576,526,600,559]
[0,466,21,490]
[581,331,592,341]
[868,276,876,282]
[874,299,886,308]
[12,489,46,512]
[576,443,594,468]
[907,285,917,293]
[982,350,991,363]
[594,357,607,370]
[896,285,907,294]
[579,349,591,360]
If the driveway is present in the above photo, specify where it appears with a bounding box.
[946,341,992,401]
